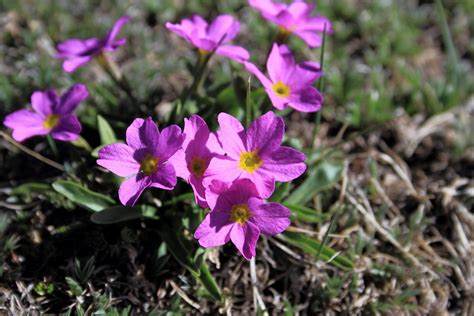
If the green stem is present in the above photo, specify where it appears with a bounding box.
[312,24,328,148]
[96,52,137,104]
[46,134,59,159]
[246,76,252,128]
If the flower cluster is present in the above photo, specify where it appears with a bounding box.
[3,1,331,260]
[98,111,305,259]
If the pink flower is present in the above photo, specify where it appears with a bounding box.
[249,0,332,48]
[56,16,130,72]
[165,14,250,62]
[169,115,225,208]
[97,117,184,206]
[3,84,88,142]
[205,111,306,199]
[195,179,291,259]
[245,44,322,112]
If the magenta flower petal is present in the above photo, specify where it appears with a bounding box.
[150,163,177,190]
[244,62,273,89]
[246,111,284,154]
[230,221,260,260]
[97,143,139,177]
[170,149,189,180]
[51,114,82,141]
[56,17,129,72]
[207,15,240,42]
[248,0,286,17]
[62,56,93,73]
[118,174,151,206]
[217,113,246,157]
[249,0,332,48]
[267,44,294,83]
[97,117,183,206]
[205,112,306,198]
[154,125,185,161]
[31,90,58,117]
[249,200,291,235]
[189,176,208,208]
[259,146,306,181]
[141,117,160,151]
[4,85,87,142]
[267,90,288,110]
[105,16,130,46]
[303,16,333,32]
[287,1,313,18]
[216,45,250,63]
[246,44,323,113]
[245,172,275,199]
[205,156,242,188]
[196,178,290,259]
[58,84,89,115]
[166,14,249,62]
[289,87,323,112]
[293,29,322,48]
[3,110,48,142]
[125,118,146,150]
[194,211,233,248]
[56,38,101,58]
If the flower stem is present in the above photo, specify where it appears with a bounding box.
[96,52,137,103]
[0,131,64,171]
[246,76,252,128]
[312,24,328,149]
[46,134,59,159]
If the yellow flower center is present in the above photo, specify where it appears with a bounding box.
[198,48,209,56]
[272,81,291,98]
[278,25,296,36]
[43,114,59,130]
[140,154,159,175]
[230,204,251,225]
[189,156,207,178]
[238,151,263,173]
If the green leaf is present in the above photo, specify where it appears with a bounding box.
[157,225,198,275]
[97,114,117,145]
[285,161,343,205]
[65,277,83,297]
[158,224,222,301]
[52,180,115,212]
[91,205,157,224]
[12,182,51,195]
[197,260,222,301]
[268,182,291,203]
[283,203,327,223]
[71,136,92,151]
[280,232,354,270]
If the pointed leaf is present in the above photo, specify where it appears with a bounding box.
[52,180,115,212]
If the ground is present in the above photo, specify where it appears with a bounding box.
[0,0,473,315]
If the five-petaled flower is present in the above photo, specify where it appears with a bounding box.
[170,115,225,208]
[195,178,291,259]
[56,16,130,72]
[3,84,88,142]
[249,0,332,48]
[245,44,323,112]
[165,14,250,62]
[205,111,306,199]
[97,117,185,206]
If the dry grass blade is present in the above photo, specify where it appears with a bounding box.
[345,186,440,279]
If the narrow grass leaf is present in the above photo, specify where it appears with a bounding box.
[283,203,327,223]
[280,231,354,270]
[284,161,343,205]
[90,205,157,224]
